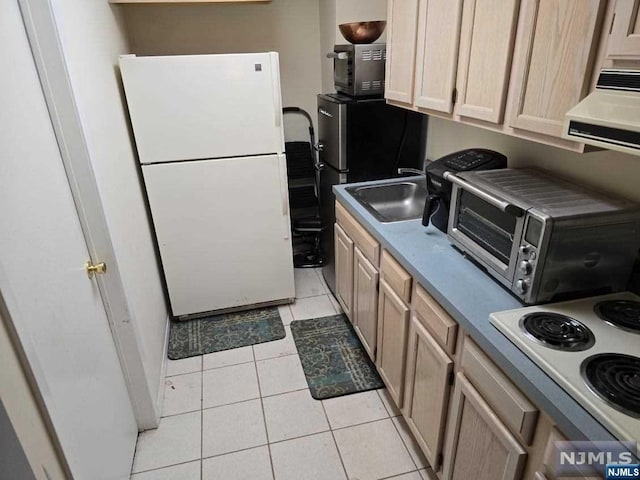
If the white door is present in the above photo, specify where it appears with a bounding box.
[120,52,285,164]
[0,2,138,478]
[142,154,295,317]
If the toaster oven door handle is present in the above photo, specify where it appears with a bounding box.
[444,172,524,217]
[327,52,348,60]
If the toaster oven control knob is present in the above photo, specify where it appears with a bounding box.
[515,279,528,295]
[519,260,532,275]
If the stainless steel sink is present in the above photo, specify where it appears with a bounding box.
[346,179,428,223]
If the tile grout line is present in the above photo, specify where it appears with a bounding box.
[200,354,204,479]
[377,389,401,418]
[156,402,402,463]
[132,458,206,477]
[389,416,423,472]
[252,347,277,480]
[162,384,309,422]
[379,470,422,480]
[319,400,350,480]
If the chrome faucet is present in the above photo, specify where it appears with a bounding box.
[397,167,424,176]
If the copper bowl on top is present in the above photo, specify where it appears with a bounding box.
[338,21,387,44]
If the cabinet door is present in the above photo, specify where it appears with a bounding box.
[413,0,463,113]
[385,0,420,104]
[403,315,454,471]
[376,278,410,407]
[608,0,640,59]
[455,0,520,123]
[508,0,605,138]
[353,247,379,361]
[334,223,354,320]
[443,373,527,480]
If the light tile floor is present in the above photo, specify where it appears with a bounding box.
[131,268,433,480]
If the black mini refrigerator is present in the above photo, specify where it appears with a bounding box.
[317,93,425,295]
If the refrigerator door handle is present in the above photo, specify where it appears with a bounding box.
[277,154,291,240]
[270,53,283,129]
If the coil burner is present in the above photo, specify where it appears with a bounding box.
[594,300,640,333]
[519,312,595,351]
[582,353,640,418]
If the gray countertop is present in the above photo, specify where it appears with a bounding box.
[334,176,614,442]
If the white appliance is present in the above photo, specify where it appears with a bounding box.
[120,53,294,318]
[564,69,640,156]
[490,292,640,441]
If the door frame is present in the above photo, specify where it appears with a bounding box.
[18,0,158,429]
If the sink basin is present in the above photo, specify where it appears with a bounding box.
[346,180,428,223]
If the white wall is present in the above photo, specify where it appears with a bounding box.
[50,0,168,423]
[122,0,322,140]
[319,0,338,93]
[427,117,640,202]
[334,0,387,44]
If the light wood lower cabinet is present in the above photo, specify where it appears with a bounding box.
[443,373,527,480]
[376,278,410,408]
[403,314,454,471]
[334,223,354,319]
[352,247,379,360]
[333,201,570,480]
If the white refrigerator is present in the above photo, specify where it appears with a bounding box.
[120,53,295,318]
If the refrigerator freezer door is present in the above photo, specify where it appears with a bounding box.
[143,154,294,317]
[120,53,285,164]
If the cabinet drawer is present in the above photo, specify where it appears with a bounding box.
[335,201,380,266]
[380,250,412,303]
[413,284,457,355]
[461,339,538,446]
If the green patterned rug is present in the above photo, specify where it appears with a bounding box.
[167,307,285,360]
[290,314,384,400]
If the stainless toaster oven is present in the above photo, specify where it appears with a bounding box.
[330,44,386,97]
[445,168,640,304]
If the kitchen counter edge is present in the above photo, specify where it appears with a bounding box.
[333,176,614,442]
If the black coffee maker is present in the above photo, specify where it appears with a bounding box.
[422,148,508,232]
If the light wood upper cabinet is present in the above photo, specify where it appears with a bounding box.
[334,223,354,319]
[353,247,379,361]
[413,0,464,113]
[508,0,606,138]
[403,315,454,471]
[385,0,421,105]
[376,278,410,408]
[607,0,640,59]
[110,0,269,3]
[455,0,520,123]
[443,373,527,480]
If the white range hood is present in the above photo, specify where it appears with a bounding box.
[563,69,640,156]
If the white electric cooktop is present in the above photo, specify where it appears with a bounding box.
[491,291,640,442]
